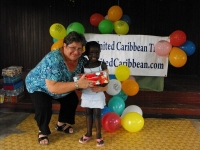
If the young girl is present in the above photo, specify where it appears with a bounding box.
[78,41,109,147]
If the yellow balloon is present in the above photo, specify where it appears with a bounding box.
[122,80,139,96]
[169,47,187,67]
[115,65,130,81]
[121,112,144,132]
[49,23,66,39]
[114,20,129,35]
[51,39,63,51]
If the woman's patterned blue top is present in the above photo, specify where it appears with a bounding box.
[25,49,87,99]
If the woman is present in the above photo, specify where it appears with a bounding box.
[25,31,107,145]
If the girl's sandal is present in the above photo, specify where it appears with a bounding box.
[55,124,73,134]
[96,138,104,147]
[79,135,92,144]
[38,132,49,145]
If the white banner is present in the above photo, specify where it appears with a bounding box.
[84,33,169,77]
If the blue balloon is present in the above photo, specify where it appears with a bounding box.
[101,106,112,118]
[120,15,131,25]
[178,40,196,56]
[109,74,116,80]
[108,96,125,116]
[115,90,128,101]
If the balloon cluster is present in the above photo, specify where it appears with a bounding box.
[49,22,85,51]
[154,30,196,68]
[100,65,144,133]
[90,5,131,35]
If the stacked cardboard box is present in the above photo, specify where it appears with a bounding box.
[2,66,25,103]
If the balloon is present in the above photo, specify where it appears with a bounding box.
[120,15,131,25]
[49,23,66,39]
[53,38,58,43]
[114,20,129,35]
[104,15,108,20]
[121,105,143,118]
[169,47,187,67]
[170,30,186,46]
[98,19,114,34]
[108,96,125,116]
[122,80,139,96]
[127,75,135,81]
[106,79,121,95]
[102,112,121,132]
[66,22,85,35]
[121,112,144,132]
[101,106,112,118]
[82,46,85,53]
[115,90,128,101]
[178,40,196,56]
[154,40,172,56]
[90,13,104,26]
[115,65,130,81]
[108,5,123,22]
[109,74,116,80]
[51,39,63,51]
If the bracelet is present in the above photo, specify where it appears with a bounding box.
[74,81,79,89]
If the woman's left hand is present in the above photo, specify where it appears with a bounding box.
[90,85,108,93]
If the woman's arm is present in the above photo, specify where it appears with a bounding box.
[46,74,93,94]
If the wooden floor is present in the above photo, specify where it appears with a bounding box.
[0,73,200,118]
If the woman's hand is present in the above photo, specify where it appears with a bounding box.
[90,84,108,93]
[77,74,94,89]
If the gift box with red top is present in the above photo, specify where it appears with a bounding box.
[73,71,109,86]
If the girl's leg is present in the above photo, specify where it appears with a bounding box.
[85,108,93,137]
[93,108,102,139]
[94,108,104,146]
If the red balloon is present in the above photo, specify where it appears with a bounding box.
[102,112,121,132]
[90,13,104,26]
[170,30,186,46]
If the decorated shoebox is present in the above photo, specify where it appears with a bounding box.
[3,79,24,90]
[3,74,22,84]
[4,91,25,103]
[73,71,109,85]
[2,66,23,77]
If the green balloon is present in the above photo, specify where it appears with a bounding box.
[98,19,114,34]
[66,22,85,35]
[108,96,125,116]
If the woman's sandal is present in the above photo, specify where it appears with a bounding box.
[96,138,104,147]
[79,135,92,144]
[55,124,73,134]
[38,132,49,145]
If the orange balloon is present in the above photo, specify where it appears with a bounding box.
[169,47,187,67]
[82,46,85,53]
[51,39,63,51]
[122,80,139,96]
[108,6,123,22]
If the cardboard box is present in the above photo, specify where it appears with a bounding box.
[2,66,23,77]
[4,91,25,103]
[73,71,109,85]
[3,80,24,90]
[3,74,22,83]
